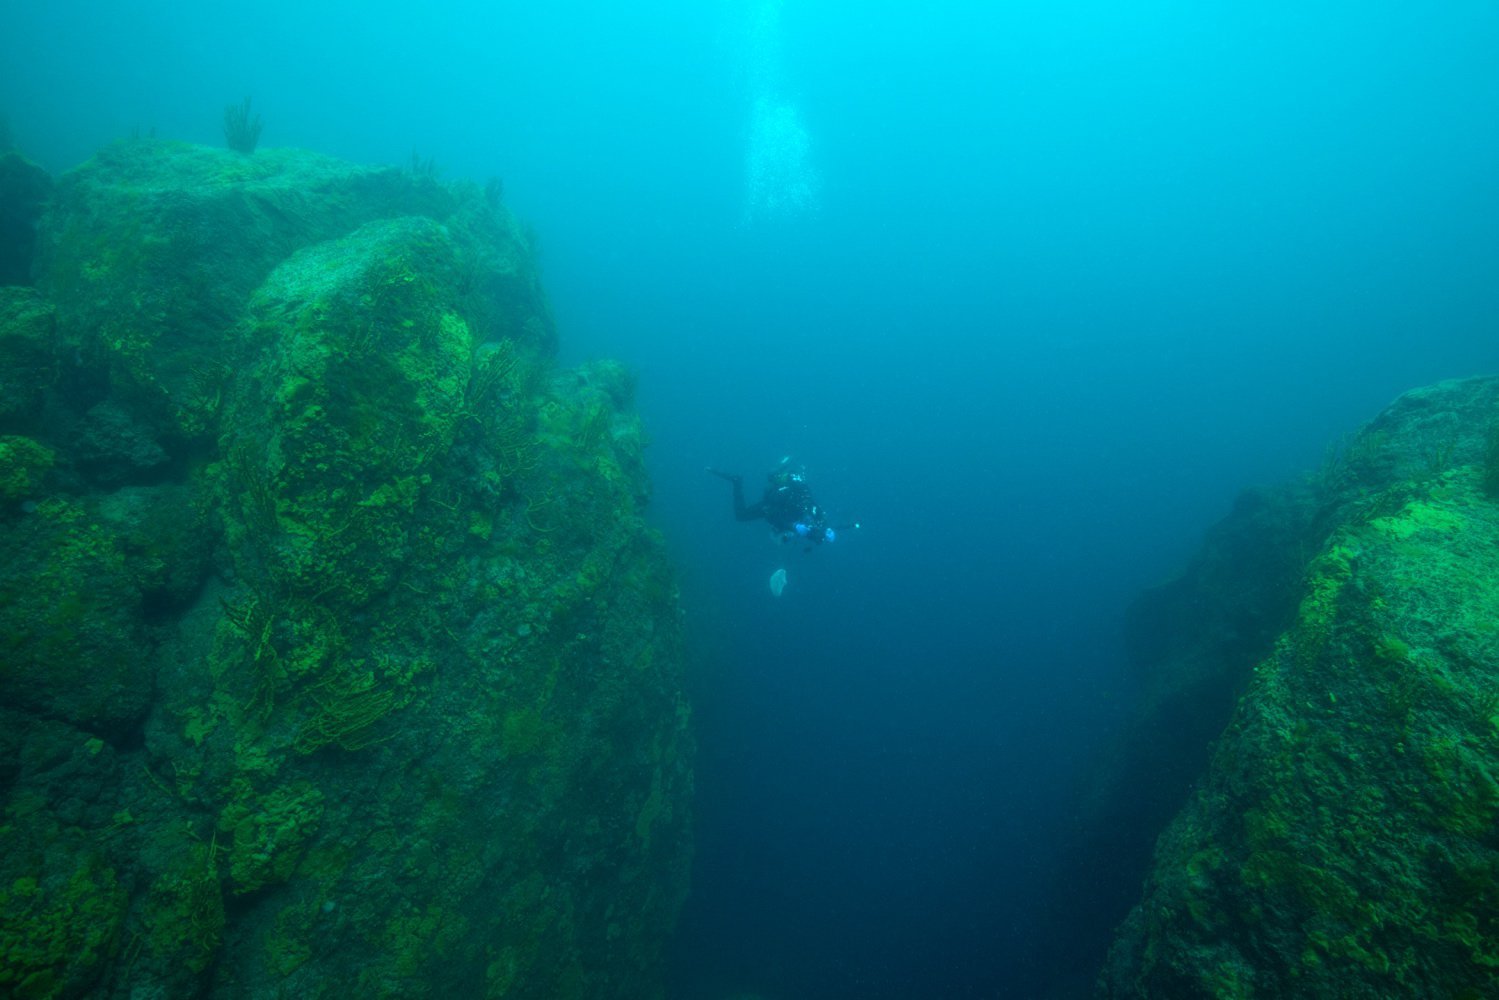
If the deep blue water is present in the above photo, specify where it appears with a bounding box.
[6,3,1499,997]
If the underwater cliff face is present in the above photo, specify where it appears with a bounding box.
[1034,475,1320,983]
[1099,376,1499,998]
[0,139,691,999]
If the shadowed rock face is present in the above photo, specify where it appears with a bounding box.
[0,150,52,285]
[1027,470,1320,996]
[0,139,692,999]
[1097,375,1499,999]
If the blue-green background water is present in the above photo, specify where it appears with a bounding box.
[6,3,1498,996]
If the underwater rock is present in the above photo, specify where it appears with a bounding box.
[0,795,130,998]
[1098,375,1499,998]
[32,139,553,449]
[0,434,55,505]
[0,496,153,739]
[94,482,214,614]
[0,150,52,284]
[0,287,56,432]
[72,399,171,487]
[0,139,692,999]
[219,214,474,604]
[1036,480,1320,976]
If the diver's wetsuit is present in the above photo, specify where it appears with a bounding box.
[713,471,765,522]
[709,467,830,542]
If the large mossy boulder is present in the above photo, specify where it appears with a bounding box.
[222,214,476,602]
[0,140,691,999]
[32,139,553,452]
[1099,375,1499,998]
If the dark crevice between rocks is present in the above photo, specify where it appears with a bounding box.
[0,150,52,285]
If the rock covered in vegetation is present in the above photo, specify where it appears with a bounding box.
[32,140,553,447]
[1033,477,1319,987]
[0,287,56,430]
[0,139,691,999]
[1099,375,1499,998]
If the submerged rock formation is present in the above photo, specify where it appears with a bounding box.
[1099,376,1499,998]
[0,140,692,998]
[0,150,51,285]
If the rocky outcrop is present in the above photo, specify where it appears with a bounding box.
[0,140,692,999]
[1031,448,1321,996]
[1099,375,1499,998]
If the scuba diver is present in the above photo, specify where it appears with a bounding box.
[708,457,857,547]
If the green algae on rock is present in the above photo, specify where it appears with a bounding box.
[0,287,57,432]
[0,139,691,999]
[32,139,552,448]
[1099,375,1499,999]
[0,497,154,738]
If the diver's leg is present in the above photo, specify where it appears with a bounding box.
[728,477,767,521]
[735,486,766,522]
[707,468,764,521]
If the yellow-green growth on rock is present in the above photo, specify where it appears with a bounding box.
[0,140,691,999]
[1099,376,1499,999]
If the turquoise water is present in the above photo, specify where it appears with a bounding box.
[6,3,1499,996]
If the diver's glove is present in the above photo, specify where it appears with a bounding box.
[794,523,836,543]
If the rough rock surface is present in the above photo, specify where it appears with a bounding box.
[0,139,692,999]
[1099,375,1499,998]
